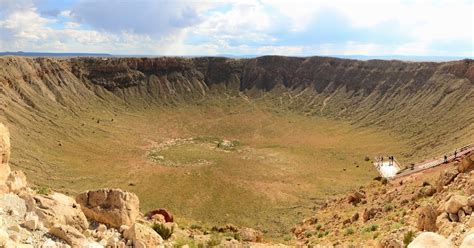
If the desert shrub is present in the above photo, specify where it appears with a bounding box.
[344,227,354,236]
[190,224,203,230]
[283,235,292,241]
[381,178,388,185]
[151,223,174,240]
[36,186,51,195]
[207,234,221,247]
[315,224,322,230]
[403,231,415,247]
[317,232,324,238]
[233,232,241,241]
[363,224,379,232]
[384,203,394,212]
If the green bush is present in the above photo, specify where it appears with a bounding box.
[384,203,394,212]
[363,224,379,232]
[315,224,322,230]
[403,231,415,247]
[151,223,174,240]
[344,227,354,236]
[36,186,51,195]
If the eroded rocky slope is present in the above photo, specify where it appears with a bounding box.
[1,56,473,159]
[293,151,474,247]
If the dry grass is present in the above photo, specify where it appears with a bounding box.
[6,96,411,238]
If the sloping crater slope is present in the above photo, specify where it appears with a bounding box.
[2,56,473,154]
[0,56,473,236]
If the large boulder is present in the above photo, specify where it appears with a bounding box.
[458,153,474,173]
[238,227,263,242]
[436,169,459,192]
[417,204,438,232]
[76,188,140,228]
[0,123,11,193]
[460,233,474,248]
[22,192,89,231]
[146,208,174,222]
[347,190,366,205]
[123,223,163,248]
[407,232,453,248]
[444,195,468,214]
[363,207,379,222]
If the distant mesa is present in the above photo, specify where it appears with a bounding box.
[0,51,113,57]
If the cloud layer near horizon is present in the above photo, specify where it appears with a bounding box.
[0,0,472,56]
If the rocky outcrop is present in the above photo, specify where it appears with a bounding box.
[22,192,89,231]
[0,124,11,193]
[417,204,438,232]
[238,227,264,242]
[76,188,140,228]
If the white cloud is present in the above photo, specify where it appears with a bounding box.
[0,0,472,56]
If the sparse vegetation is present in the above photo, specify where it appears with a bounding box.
[151,223,174,240]
[403,231,415,247]
[344,227,355,236]
[363,224,378,232]
[36,186,51,195]
[384,203,394,212]
[207,234,222,247]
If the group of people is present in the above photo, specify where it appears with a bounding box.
[376,155,396,168]
[444,149,458,163]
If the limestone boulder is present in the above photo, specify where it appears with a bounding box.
[76,188,139,228]
[22,192,88,231]
[238,227,263,242]
[460,233,474,248]
[444,195,468,214]
[49,224,87,246]
[436,169,459,192]
[458,153,474,173]
[417,204,438,232]
[123,223,163,248]
[408,232,453,248]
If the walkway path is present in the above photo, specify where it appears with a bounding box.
[394,143,474,178]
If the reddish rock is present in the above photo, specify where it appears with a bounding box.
[146,208,174,223]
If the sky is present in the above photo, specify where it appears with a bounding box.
[0,0,472,57]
